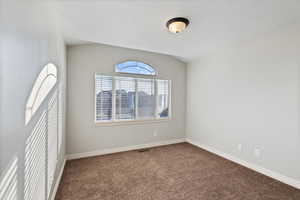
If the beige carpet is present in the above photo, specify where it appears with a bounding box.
[55,143,300,200]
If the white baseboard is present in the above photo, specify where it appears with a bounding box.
[67,138,186,160]
[186,138,300,189]
[50,158,66,200]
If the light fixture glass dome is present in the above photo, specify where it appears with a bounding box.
[166,17,189,33]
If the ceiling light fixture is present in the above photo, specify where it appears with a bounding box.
[166,17,189,33]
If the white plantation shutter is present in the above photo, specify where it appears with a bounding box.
[58,84,64,156]
[157,80,170,118]
[95,75,113,121]
[24,91,61,200]
[47,92,58,198]
[137,78,156,118]
[115,77,136,120]
[24,111,47,200]
[23,64,63,200]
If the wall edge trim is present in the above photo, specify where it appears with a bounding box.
[186,138,300,189]
[67,138,186,160]
[50,158,67,200]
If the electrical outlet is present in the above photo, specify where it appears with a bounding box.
[153,131,157,137]
[238,144,242,152]
[254,148,261,158]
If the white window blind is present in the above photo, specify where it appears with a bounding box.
[95,75,170,122]
[115,77,136,120]
[137,78,156,119]
[95,75,113,121]
[157,80,170,118]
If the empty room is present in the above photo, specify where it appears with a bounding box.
[1,0,300,199]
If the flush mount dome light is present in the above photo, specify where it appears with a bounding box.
[166,17,189,33]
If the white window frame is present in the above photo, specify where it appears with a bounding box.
[94,74,172,125]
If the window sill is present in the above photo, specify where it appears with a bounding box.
[94,118,171,127]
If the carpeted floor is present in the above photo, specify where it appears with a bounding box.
[55,143,300,200]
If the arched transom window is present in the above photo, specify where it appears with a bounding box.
[25,63,57,125]
[115,61,156,75]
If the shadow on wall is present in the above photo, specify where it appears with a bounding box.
[0,155,18,200]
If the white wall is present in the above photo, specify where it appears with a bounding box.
[186,23,300,180]
[67,44,186,155]
[0,0,66,199]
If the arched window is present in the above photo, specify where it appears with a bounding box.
[25,63,57,125]
[115,61,156,75]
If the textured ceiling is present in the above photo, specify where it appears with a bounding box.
[55,0,300,61]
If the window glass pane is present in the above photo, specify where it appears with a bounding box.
[95,75,113,121]
[115,77,136,120]
[137,79,155,118]
[116,61,156,75]
[157,80,169,118]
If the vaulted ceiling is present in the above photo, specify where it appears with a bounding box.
[55,0,300,61]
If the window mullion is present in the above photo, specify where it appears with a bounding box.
[168,80,172,118]
[100,78,104,120]
[112,77,116,121]
[94,75,97,122]
[154,79,158,119]
[118,78,121,119]
[135,78,138,120]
